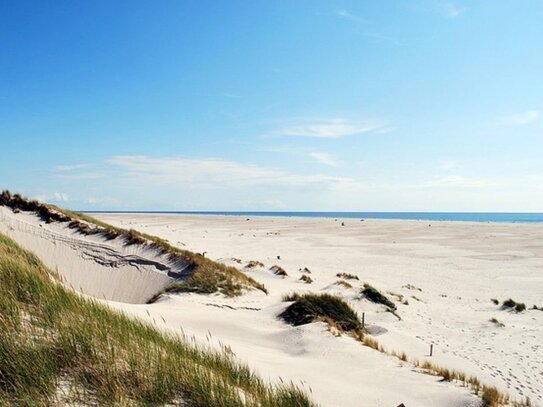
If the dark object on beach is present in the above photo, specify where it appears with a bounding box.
[341,222,345,226]
[397,404,406,407]
[246,218,250,221]
[277,255,281,260]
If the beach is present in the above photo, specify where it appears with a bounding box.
[90,213,543,406]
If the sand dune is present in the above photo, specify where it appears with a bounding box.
[0,207,189,303]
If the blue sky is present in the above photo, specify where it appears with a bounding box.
[1,1,543,211]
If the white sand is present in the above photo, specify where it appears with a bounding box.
[0,207,191,303]
[92,213,543,406]
[3,206,542,406]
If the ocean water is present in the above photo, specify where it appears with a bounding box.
[89,211,543,223]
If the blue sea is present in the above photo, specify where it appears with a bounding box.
[87,211,543,223]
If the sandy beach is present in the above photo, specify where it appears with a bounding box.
[85,213,542,406]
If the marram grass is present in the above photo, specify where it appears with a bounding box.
[0,233,312,406]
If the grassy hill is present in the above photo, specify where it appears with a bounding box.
[0,232,312,406]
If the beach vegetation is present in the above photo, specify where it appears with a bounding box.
[246,260,264,269]
[280,293,361,332]
[336,272,359,280]
[489,317,505,327]
[0,232,312,406]
[361,283,396,310]
[491,298,499,305]
[502,299,526,312]
[0,190,267,298]
[299,275,313,284]
[335,279,353,289]
[270,265,288,277]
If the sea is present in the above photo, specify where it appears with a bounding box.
[86,211,543,223]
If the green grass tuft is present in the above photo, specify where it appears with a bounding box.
[361,283,396,310]
[279,293,361,332]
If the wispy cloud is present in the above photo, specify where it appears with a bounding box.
[309,152,338,167]
[415,175,493,189]
[276,118,384,138]
[105,155,350,189]
[503,110,541,125]
[439,1,466,18]
[53,164,89,172]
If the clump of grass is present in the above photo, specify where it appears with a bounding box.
[1,190,267,298]
[231,257,242,264]
[502,298,526,312]
[491,298,499,305]
[335,279,353,289]
[300,267,311,274]
[279,293,361,332]
[532,305,543,311]
[299,275,313,284]
[246,260,264,269]
[336,272,359,280]
[0,232,313,406]
[361,283,396,310]
[489,317,505,327]
[270,265,288,277]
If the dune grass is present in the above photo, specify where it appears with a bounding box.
[361,283,396,310]
[0,232,312,406]
[0,190,267,298]
[502,299,526,313]
[280,293,362,332]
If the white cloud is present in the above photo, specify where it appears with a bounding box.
[416,175,493,189]
[276,118,383,138]
[503,110,541,125]
[309,152,338,167]
[106,155,350,189]
[53,164,89,172]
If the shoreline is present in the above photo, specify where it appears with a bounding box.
[84,210,543,225]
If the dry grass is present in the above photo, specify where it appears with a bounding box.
[270,265,288,277]
[336,272,359,280]
[335,279,353,289]
[361,283,396,310]
[246,260,265,269]
[299,275,313,284]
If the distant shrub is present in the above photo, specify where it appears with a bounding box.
[299,275,313,284]
[489,317,504,327]
[246,260,264,269]
[490,298,499,305]
[361,284,396,310]
[279,293,361,332]
[335,279,353,289]
[336,272,359,280]
[502,298,526,312]
[270,265,288,277]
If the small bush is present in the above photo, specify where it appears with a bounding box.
[299,275,313,284]
[279,293,361,332]
[489,317,504,327]
[246,260,264,269]
[336,272,359,280]
[270,265,288,277]
[335,279,353,289]
[490,298,499,305]
[361,284,396,310]
[502,298,526,312]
